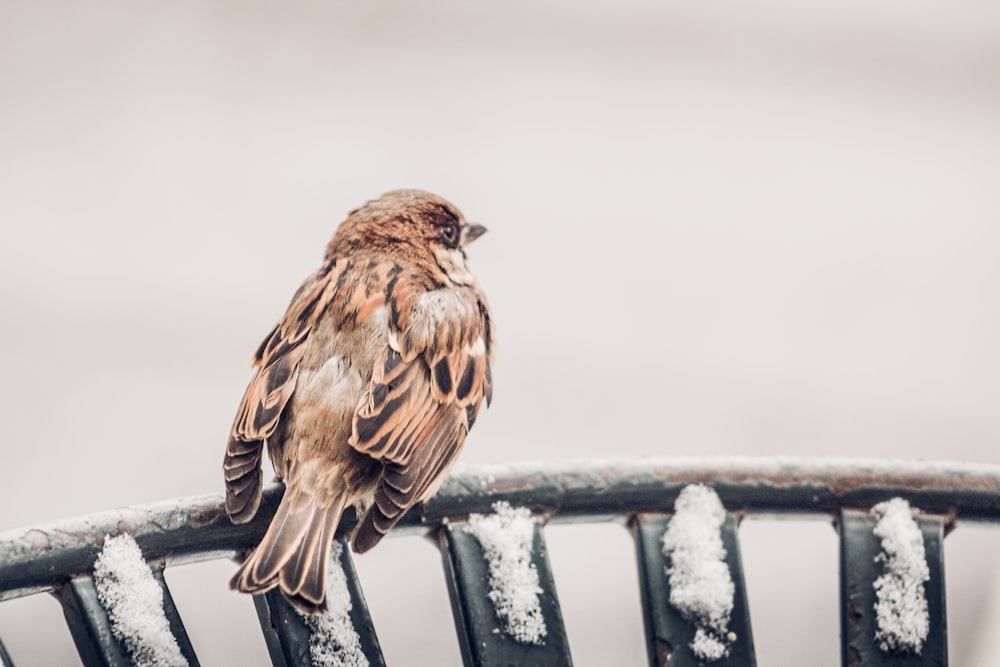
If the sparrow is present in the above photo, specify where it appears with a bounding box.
[224,190,494,613]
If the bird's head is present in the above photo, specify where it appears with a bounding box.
[326,189,487,286]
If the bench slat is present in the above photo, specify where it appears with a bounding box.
[632,513,757,667]
[54,577,132,667]
[253,538,386,667]
[0,636,13,667]
[838,510,947,667]
[439,520,574,667]
[253,590,314,667]
[152,567,201,666]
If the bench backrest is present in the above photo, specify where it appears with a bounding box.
[2,458,996,666]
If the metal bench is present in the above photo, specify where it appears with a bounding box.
[2,458,997,666]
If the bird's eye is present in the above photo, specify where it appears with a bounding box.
[441,223,459,248]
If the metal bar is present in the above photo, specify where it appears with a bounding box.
[839,510,947,667]
[0,636,13,667]
[254,590,313,667]
[0,487,284,602]
[253,538,385,667]
[337,540,387,667]
[424,458,1000,524]
[4,458,997,600]
[151,566,201,666]
[53,577,131,667]
[632,513,756,667]
[438,519,573,667]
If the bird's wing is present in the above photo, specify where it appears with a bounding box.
[350,278,493,551]
[224,268,337,523]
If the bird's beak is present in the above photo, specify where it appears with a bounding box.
[462,223,488,245]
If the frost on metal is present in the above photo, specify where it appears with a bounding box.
[92,533,187,667]
[661,484,735,661]
[465,501,547,645]
[871,498,930,655]
[300,542,368,667]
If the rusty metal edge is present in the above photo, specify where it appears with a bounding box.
[2,457,998,600]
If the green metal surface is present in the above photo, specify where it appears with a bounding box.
[253,538,385,667]
[839,510,947,667]
[54,577,131,667]
[439,520,573,667]
[633,513,756,667]
[0,458,983,665]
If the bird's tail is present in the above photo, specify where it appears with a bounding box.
[230,490,347,614]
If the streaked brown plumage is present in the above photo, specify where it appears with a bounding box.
[224,190,493,613]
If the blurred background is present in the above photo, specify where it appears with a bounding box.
[2,0,999,664]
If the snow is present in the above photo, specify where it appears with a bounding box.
[465,501,547,645]
[300,541,369,667]
[92,533,187,667]
[871,498,930,655]
[661,484,735,662]
[691,627,729,661]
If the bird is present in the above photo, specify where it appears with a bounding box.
[223,189,494,614]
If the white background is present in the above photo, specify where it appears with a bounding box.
[2,0,999,664]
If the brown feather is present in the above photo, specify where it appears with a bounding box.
[223,271,336,523]
[230,488,347,615]
[347,284,492,550]
[225,190,494,611]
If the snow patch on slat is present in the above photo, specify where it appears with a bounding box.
[300,541,369,667]
[871,498,930,655]
[92,533,187,667]
[465,501,547,645]
[661,484,735,662]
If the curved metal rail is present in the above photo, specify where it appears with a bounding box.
[1,457,997,666]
